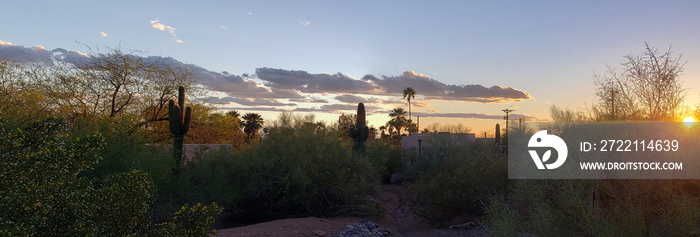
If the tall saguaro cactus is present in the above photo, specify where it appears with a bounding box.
[495,123,501,145]
[169,86,192,168]
[348,103,370,157]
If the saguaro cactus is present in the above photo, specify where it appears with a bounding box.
[169,86,192,168]
[348,103,370,157]
[495,123,501,145]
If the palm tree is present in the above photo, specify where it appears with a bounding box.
[403,87,416,134]
[241,113,264,142]
[379,125,387,138]
[388,108,408,144]
[226,110,241,125]
[226,110,240,119]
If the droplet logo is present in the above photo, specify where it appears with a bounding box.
[528,130,568,169]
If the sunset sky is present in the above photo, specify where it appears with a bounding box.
[3,1,700,134]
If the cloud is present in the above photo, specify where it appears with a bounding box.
[294,104,382,114]
[365,70,532,102]
[150,18,183,43]
[289,97,329,103]
[256,67,378,94]
[218,106,284,113]
[334,94,382,104]
[50,48,90,66]
[139,57,303,99]
[199,96,296,107]
[220,25,229,30]
[99,31,107,37]
[412,101,430,107]
[299,20,311,26]
[0,42,535,121]
[413,112,535,120]
[0,42,53,64]
[257,68,532,103]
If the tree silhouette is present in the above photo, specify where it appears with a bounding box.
[241,113,264,143]
[403,87,416,134]
[226,110,240,119]
[388,108,408,144]
[379,125,387,138]
[593,43,686,121]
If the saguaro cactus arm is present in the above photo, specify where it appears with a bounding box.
[182,106,192,135]
[169,100,181,135]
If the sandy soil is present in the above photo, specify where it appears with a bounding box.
[216,185,487,237]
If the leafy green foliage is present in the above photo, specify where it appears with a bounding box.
[366,140,402,183]
[0,115,221,236]
[150,203,223,237]
[408,141,508,219]
[484,196,518,237]
[232,124,380,221]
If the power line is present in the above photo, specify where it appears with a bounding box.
[502,109,514,135]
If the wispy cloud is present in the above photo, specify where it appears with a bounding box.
[199,96,296,107]
[99,31,107,37]
[299,20,311,26]
[220,25,229,30]
[150,18,184,43]
[412,101,430,108]
[289,97,329,103]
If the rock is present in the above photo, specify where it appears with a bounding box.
[448,221,478,230]
[390,173,403,184]
[314,230,327,236]
[335,220,390,237]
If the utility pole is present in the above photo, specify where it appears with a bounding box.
[502,109,514,137]
[609,89,617,120]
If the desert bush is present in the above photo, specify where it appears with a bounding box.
[366,139,402,183]
[149,202,223,237]
[408,141,508,219]
[484,196,518,237]
[0,115,221,236]
[512,178,700,236]
[152,150,242,222]
[230,123,380,222]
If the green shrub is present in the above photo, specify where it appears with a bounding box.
[366,140,402,183]
[659,193,700,236]
[408,141,508,219]
[149,202,223,237]
[231,125,380,221]
[153,151,242,221]
[0,115,221,236]
[484,196,518,237]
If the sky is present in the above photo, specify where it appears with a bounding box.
[3,0,700,135]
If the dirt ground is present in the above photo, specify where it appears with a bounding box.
[216,185,487,237]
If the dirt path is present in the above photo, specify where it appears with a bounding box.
[216,185,485,237]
